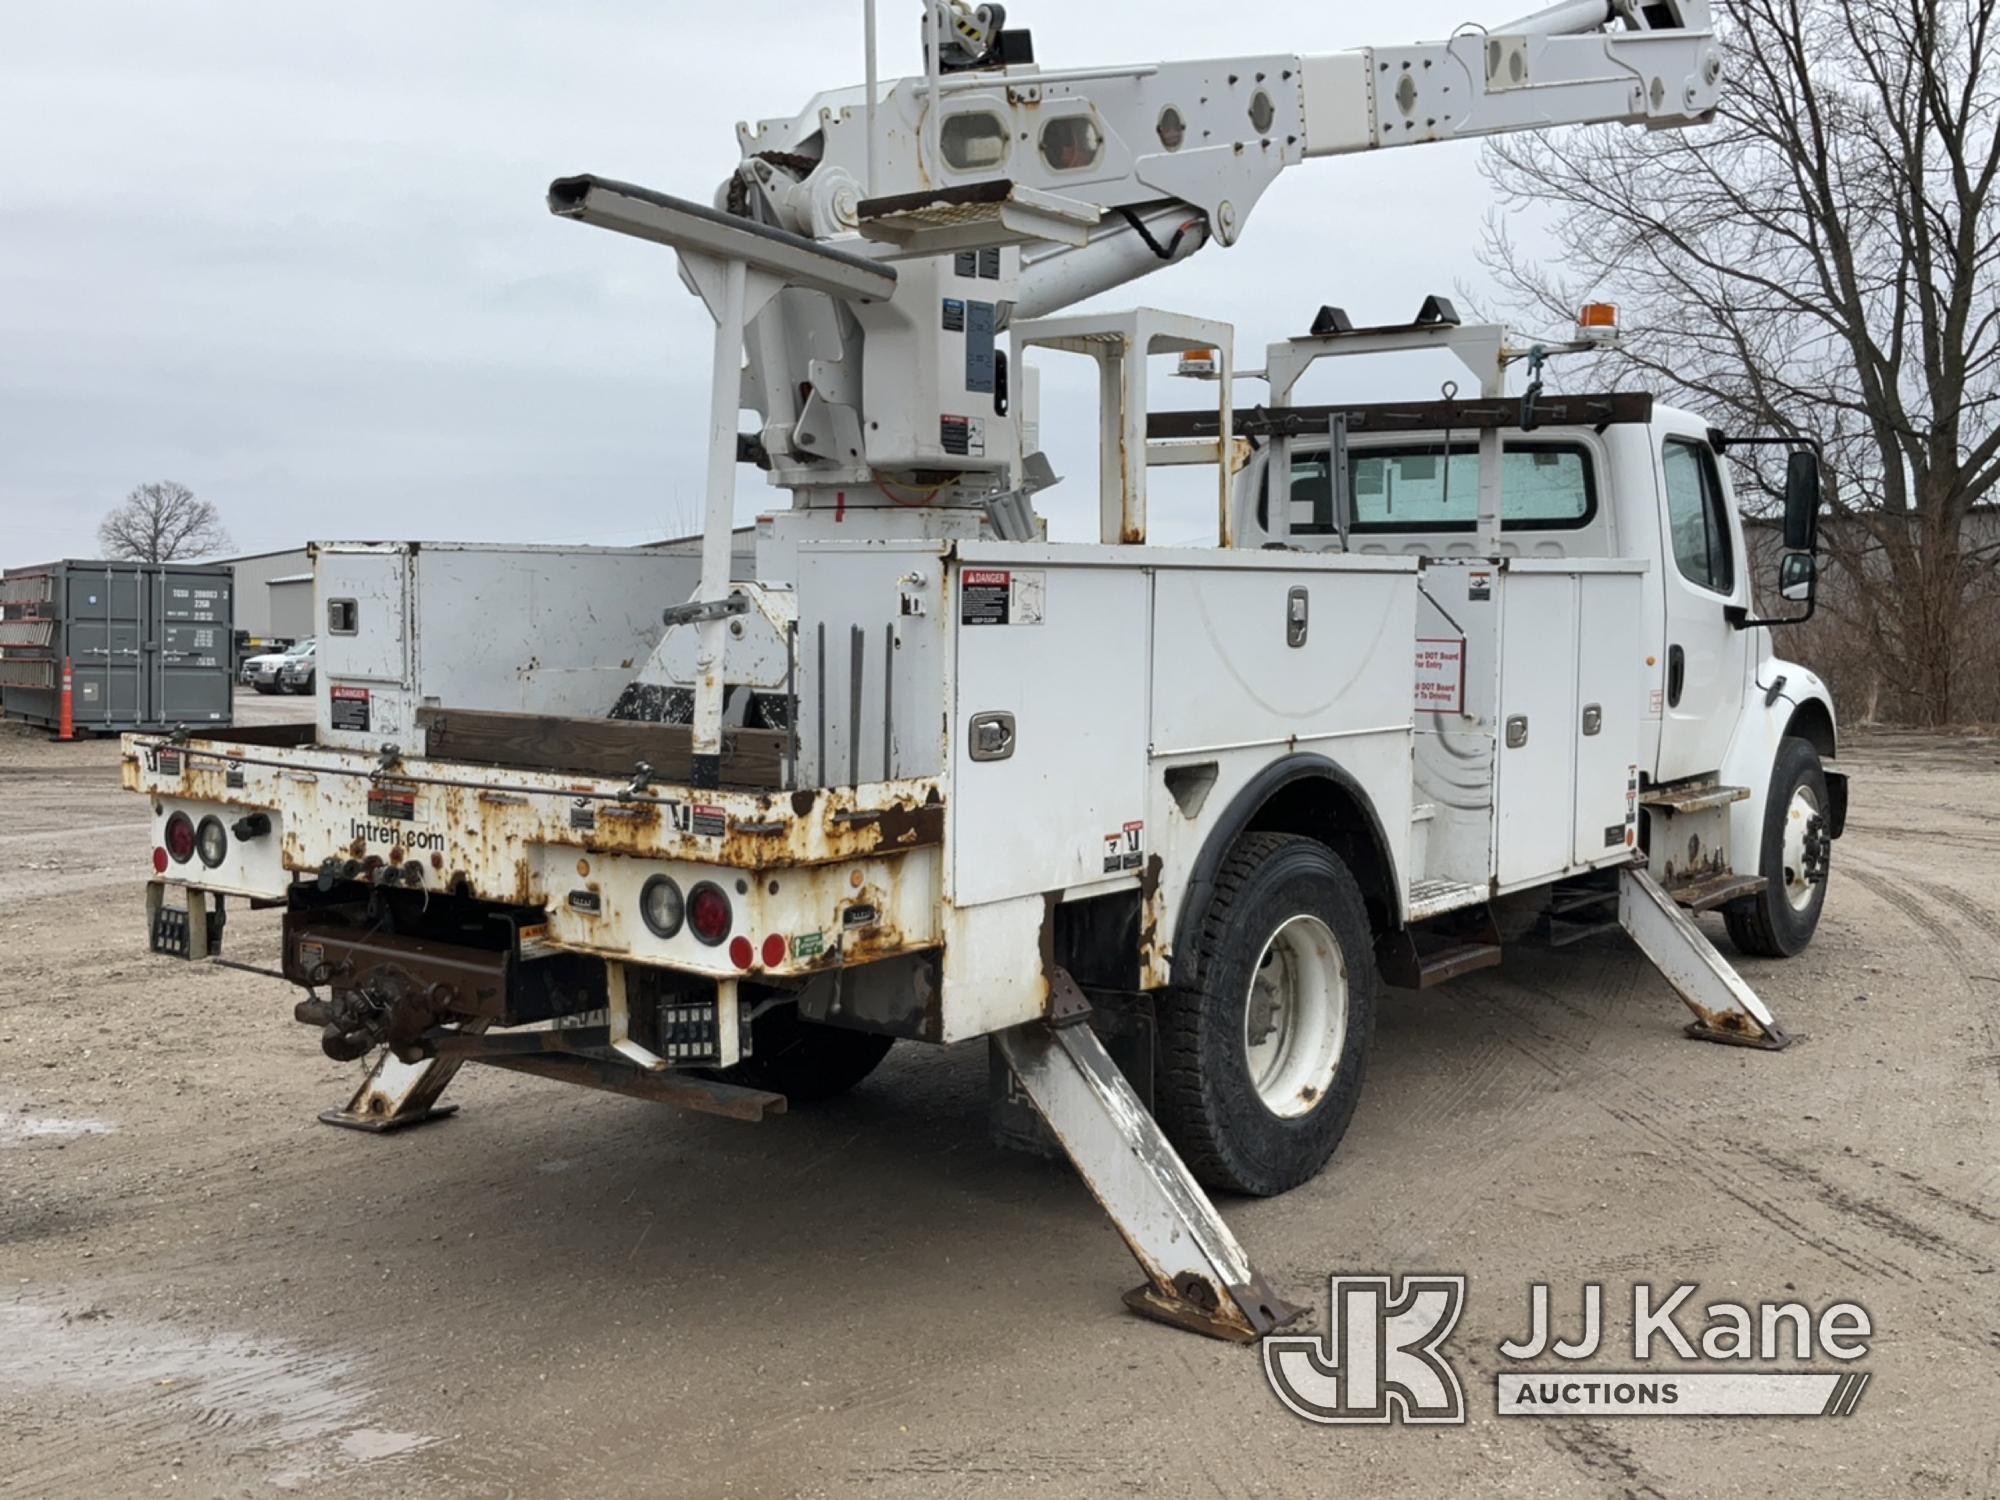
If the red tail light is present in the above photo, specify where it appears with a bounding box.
[164,812,196,864]
[687,883,732,946]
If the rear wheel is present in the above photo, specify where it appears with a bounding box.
[712,1004,894,1103]
[1724,735,1831,958]
[1156,833,1377,1197]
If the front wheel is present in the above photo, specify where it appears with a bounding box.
[1724,735,1832,959]
[1156,833,1378,1197]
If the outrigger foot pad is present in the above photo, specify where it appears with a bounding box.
[317,1103,460,1134]
[1124,1278,1305,1344]
[1684,1019,1795,1051]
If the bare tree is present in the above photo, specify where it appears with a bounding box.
[1479,0,2000,725]
[98,482,233,564]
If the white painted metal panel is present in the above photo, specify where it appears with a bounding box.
[1572,569,1644,865]
[1149,566,1415,756]
[951,558,1149,907]
[1410,562,1502,889]
[316,547,409,686]
[1494,570,1577,886]
[413,546,681,721]
[796,542,950,786]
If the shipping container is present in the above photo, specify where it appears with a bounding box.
[0,560,234,734]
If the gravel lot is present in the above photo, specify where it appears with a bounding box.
[2,697,1996,1498]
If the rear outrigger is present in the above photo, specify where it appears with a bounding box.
[124,0,1845,1341]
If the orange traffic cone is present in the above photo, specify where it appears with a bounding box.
[58,656,75,741]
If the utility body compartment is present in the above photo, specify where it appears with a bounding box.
[314,542,708,750]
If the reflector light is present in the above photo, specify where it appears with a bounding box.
[152,847,169,875]
[164,812,196,864]
[687,882,732,946]
[728,936,754,970]
[761,934,787,968]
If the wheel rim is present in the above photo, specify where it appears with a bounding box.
[1242,914,1349,1119]
[1780,784,1824,912]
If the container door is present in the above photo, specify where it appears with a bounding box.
[155,570,233,724]
[1494,571,1578,886]
[65,568,142,728]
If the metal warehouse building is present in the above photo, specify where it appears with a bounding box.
[222,547,314,646]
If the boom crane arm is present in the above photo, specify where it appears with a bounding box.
[743,0,1720,310]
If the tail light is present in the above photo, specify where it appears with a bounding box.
[640,876,686,939]
[164,812,196,864]
[687,882,732,946]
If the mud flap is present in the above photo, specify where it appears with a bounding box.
[1618,866,1792,1049]
[993,980,1302,1342]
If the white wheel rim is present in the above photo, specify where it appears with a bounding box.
[1780,784,1823,913]
[1242,914,1349,1119]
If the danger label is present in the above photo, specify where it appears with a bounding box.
[1415,638,1467,715]
[329,685,370,732]
[961,569,1046,627]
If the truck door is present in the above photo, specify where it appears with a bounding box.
[1653,425,1749,781]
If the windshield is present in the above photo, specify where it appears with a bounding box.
[286,639,315,658]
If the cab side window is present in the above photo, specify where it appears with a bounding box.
[1662,438,1734,594]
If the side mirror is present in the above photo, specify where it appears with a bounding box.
[1784,449,1821,552]
[1778,551,1816,603]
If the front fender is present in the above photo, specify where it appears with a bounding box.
[1718,658,1841,878]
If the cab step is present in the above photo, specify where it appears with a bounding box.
[1639,781,1751,816]
[1412,942,1504,987]
[1379,899,1503,989]
[1662,870,1767,913]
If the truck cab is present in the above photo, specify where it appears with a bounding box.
[1200,315,1844,957]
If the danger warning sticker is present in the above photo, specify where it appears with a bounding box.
[330,685,370,732]
[961,569,1046,627]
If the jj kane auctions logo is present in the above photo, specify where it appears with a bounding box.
[1265,1276,1873,1423]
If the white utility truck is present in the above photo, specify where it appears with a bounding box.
[126,0,1846,1340]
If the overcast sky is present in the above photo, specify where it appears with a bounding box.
[0,1,1571,564]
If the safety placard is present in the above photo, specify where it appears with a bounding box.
[329,685,371,731]
[961,569,1046,627]
[1415,638,1467,715]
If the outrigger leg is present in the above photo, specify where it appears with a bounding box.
[1618,866,1793,1050]
[319,1047,469,1133]
[993,974,1303,1342]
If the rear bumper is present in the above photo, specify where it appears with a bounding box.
[122,732,945,982]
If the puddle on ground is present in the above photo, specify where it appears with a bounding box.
[1,1115,117,1146]
[0,1301,439,1484]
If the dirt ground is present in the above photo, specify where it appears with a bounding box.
[2,699,1996,1499]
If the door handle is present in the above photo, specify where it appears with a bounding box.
[1667,645,1686,709]
[968,711,1016,762]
